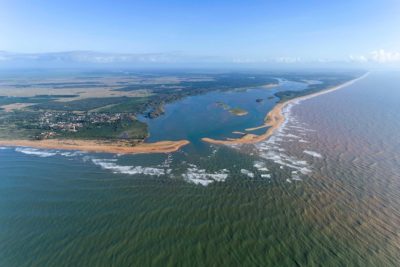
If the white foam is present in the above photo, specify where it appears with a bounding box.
[15,147,57,157]
[304,150,322,158]
[292,174,302,181]
[284,133,301,139]
[288,125,316,132]
[299,167,312,174]
[251,91,316,178]
[256,134,313,175]
[261,174,271,178]
[182,165,229,186]
[240,169,255,178]
[13,146,88,158]
[59,151,85,157]
[253,161,269,172]
[186,178,214,186]
[252,74,369,183]
[92,158,166,176]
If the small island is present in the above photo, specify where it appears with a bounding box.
[215,101,248,116]
[229,108,248,116]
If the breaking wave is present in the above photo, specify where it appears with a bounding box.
[303,150,322,158]
[253,161,269,172]
[15,147,57,158]
[240,169,255,178]
[91,158,168,176]
[182,163,229,186]
[14,147,86,158]
[253,100,318,181]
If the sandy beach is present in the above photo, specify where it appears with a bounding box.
[202,73,369,145]
[0,74,368,153]
[0,139,189,154]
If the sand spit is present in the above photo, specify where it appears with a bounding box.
[0,139,189,154]
[245,124,269,131]
[202,72,369,145]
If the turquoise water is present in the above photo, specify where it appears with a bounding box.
[1,72,400,266]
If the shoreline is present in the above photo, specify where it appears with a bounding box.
[0,74,368,153]
[0,139,190,154]
[202,72,370,145]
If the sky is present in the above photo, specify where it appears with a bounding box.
[0,0,400,66]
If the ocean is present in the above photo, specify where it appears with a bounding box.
[1,71,399,266]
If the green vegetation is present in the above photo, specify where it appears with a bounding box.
[0,71,362,142]
[31,97,141,112]
[0,110,147,141]
[114,73,278,93]
[274,73,362,102]
[58,117,147,140]
[0,110,43,139]
[95,97,150,113]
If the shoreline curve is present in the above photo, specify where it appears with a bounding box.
[202,72,370,145]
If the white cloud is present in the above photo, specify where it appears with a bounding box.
[370,49,400,63]
[0,51,186,64]
[275,57,302,64]
[349,49,400,64]
[348,55,368,63]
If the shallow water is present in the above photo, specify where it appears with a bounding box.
[1,72,399,266]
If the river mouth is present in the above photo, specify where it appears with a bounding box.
[3,77,324,187]
[2,72,400,266]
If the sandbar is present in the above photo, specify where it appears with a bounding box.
[0,139,189,154]
[229,108,248,116]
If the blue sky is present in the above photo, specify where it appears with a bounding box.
[1,0,400,65]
